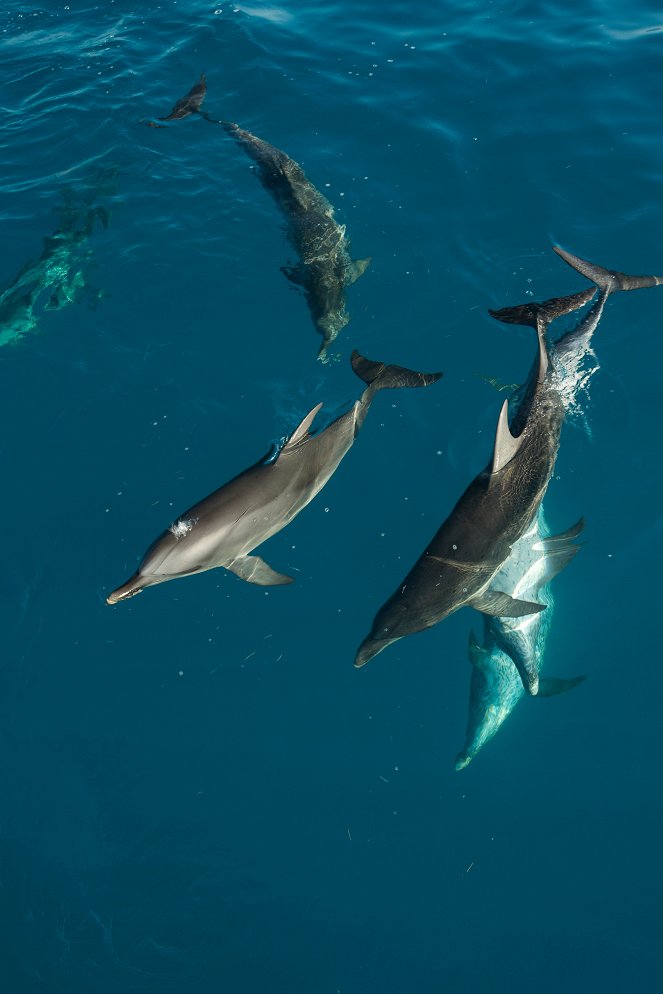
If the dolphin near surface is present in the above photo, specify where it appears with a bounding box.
[455,509,586,770]
[355,247,663,679]
[150,75,371,359]
[106,352,441,605]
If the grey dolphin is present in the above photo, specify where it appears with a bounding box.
[355,248,663,678]
[210,115,370,359]
[153,76,370,358]
[455,510,585,770]
[106,352,441,605]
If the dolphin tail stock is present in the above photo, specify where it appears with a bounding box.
[552,245,663,294]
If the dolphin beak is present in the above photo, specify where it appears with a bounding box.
[106,573,143,605]
[354,635,398,668]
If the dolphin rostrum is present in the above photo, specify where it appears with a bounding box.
[355,248,663,677]
[151,75,370,359]
[106,352,441,605]
[455,509,586,770]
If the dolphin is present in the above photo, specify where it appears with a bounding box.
[355,248,663,676]
[0,195,109,347]
[106,351,441,605]
[150,76,370,359]
[455,509,586,770]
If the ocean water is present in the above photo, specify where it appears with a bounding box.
[1,1,662,991]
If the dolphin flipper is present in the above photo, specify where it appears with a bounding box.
[552,245,663,293]
[471,589,545,618]
[346,257,371,285]
[538,675,586,697]
[225,555,293,586]
[530,516,584,587]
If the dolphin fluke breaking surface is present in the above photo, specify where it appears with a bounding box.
[158,73,207,121]
[106,351,441,605]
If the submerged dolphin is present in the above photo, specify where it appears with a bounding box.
[355,247,663,676]
[455,509,585,770]
[151,76,370,359]
[0,194,109,347]
[107,352,441,604]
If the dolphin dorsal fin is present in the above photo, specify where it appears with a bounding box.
[282,402,323,452]
[491,399,523,475]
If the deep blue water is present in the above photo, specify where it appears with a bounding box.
[2,2,662,991]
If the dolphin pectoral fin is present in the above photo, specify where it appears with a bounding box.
[472,590,545,618]
[531,516,585,586]
[281,402,324,452]
[225,556,294,586]
[537,543,581,586]
[535,517,585,546]
[552,245,663,293]
[346,256,372,285]
[537,675,586,697]
[490,399,523,475]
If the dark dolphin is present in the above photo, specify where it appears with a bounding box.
[355,248,663,678]
[107,352,441,605]
[150,76,370,358]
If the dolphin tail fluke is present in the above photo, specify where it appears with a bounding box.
[538,675,586,697]
[350,350,442,392]
[488,288,596,329]
[553,245,663,294]
[158,73,207,121]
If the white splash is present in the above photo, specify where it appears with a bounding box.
[169,517,197,539]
